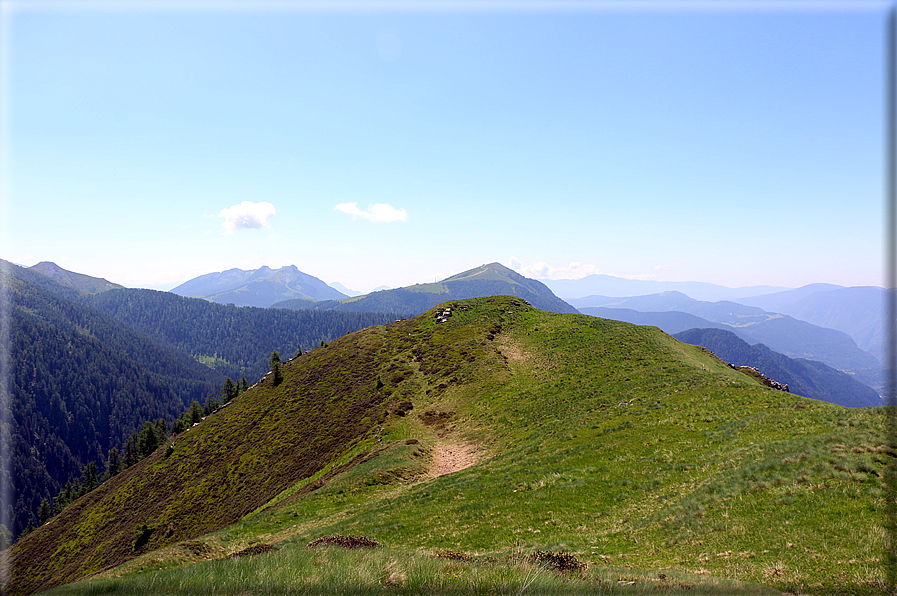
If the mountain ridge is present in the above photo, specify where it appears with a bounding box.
[735,285,886,363]
[273,262,579,316]
[28,261,124,294]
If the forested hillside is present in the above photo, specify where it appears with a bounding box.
[5,269,224,541]
[4,263,411,543]
[83,289,404,382]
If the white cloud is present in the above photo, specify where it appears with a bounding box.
[334,202,407,223]
[508,258,600,280]
[218,201,276,234]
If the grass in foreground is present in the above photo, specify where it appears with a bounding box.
[42,542,782,596]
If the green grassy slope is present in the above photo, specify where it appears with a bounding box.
[9,297,892,595]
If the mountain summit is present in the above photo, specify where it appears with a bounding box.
[171,265,346,307]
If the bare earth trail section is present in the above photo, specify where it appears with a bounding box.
[425,441,482,479]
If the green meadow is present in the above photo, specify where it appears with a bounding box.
[14,297,893,595]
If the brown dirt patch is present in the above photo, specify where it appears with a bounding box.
[498,339,527,361]
[426,442,482,478]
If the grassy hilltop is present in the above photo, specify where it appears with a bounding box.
[6,297,892,595]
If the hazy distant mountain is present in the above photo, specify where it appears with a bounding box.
[578,291,882,392]
[171,265,347,308]
[673,328,881,408]
[273,262,578,316]
[578,306,759,341]
[572,291,702,311]
[540,274,788,302]
[328,282,363,297]
[28,261,124,294]
[734,283,845,311]
[734,285,885,364]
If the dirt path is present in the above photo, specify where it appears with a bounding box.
[426,442,482,478]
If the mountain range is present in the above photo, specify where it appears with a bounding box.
[3,258,886,550]
[170,265,347,308]
[575,291,883,393]
[540,274,789,303]
[272,262,579,316]
[734,284,885,363]
[672,328,881,407]
[6,295,889,595]
[167,266,884,372]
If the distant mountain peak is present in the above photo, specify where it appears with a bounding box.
[171,265,347,307]
[328,281,363,297]
[442,262,521,283]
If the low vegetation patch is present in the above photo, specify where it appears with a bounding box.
[228,543,278,558]
[306,534,380,549]
[434,548,473,561]
[526,550,586,573]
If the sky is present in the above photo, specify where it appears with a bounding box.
[0,0,890,294]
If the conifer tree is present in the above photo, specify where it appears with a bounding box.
[124,434,139,468]
[0,525,10,551]
[204,398,219,416]
[105,447,121,479]
[83,461,98,493]
[190,400,203,424]
[269,350,283,386]
[38,499,51,524]
[136,420,165,459]
[222,377,237,402]
[154,418,168,440]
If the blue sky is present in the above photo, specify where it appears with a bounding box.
[0,1,888,293]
